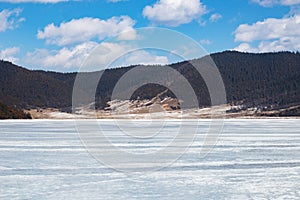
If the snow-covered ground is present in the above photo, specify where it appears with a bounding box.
[0,119,299,199]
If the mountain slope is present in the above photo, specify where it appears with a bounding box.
[0,60,76,109]
[0,51,299,114]
[212,51,300,108]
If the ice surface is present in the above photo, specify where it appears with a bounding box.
[0,119,299,199]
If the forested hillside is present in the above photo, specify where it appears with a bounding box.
[0,51,299,114]
[0,60,76,109]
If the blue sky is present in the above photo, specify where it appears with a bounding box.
[0,0,299,71]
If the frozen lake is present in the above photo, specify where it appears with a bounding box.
[0,119,300,199]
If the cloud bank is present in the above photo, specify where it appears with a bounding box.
[234,15,300,52]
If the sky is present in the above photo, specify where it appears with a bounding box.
[0,0,299,72]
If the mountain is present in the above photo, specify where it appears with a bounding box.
[0,60,76,109]
[0,51,300,116]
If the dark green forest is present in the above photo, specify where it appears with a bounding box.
[0,51,299,116]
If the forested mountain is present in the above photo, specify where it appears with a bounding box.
[0,60,76,109]
[212,51,300,108]
[0,51,299,114]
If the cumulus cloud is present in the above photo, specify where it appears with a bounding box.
[143,0,207,26]
[0,47,20,63]
[0,0,70,3]
[25,42,169,71]
[25,42,98,70]
[235,38,300,52]
[118,50,169,67]
[234,15,300,52]
[87,46,169,70]
[37,16,137,46]
[234,43,258,52]
[234,15,300,42]
[209,13,222,22]
[0,8,24,32]
[251,0,300,7]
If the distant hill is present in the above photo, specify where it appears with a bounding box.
[0,102,31,119]
[0,51,300,116]
[0,60,76,109]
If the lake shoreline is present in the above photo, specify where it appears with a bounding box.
[24,105,300,120]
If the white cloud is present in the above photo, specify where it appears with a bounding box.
[234,15,300,52]
[87,46,169,70]
[143,0,207,26]
[0,8,24,32]
[117,28,138,41]
[235,37,300,52]
[251,0,300,7]
[37,16,137,46]
[84,42,129,70]
[209,13,222,22]
[25,42,98,70]
[0,0,70,3]
[0,47,20,63]
[234,43,258,52]
[25,42,169,71]
[234,15,300,42]
[118,50,169,66]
